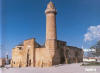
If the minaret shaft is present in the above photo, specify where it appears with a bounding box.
[46,13,57,40]
[45,1,57,57]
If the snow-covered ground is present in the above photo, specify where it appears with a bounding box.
[1,63,100,73]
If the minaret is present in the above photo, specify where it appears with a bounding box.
[45,1,57,57]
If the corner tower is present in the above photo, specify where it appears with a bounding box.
[45,1,57,57]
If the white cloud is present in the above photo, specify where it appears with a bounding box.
[84,25,100,42]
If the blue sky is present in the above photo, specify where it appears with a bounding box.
[0,0,1,42]
[0,0,2,57]
[1,0,100,57]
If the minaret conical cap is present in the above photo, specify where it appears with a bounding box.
[45,1,57,14]
[47,1,55,9]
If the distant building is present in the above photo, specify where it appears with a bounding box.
[83,57,100,63]
[11,1,83,67]
[0,58,6,67]
[97,57,100,62]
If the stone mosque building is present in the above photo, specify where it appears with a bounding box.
[11,1,83,67]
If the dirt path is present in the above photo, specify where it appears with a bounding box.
[1,63,100,73]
